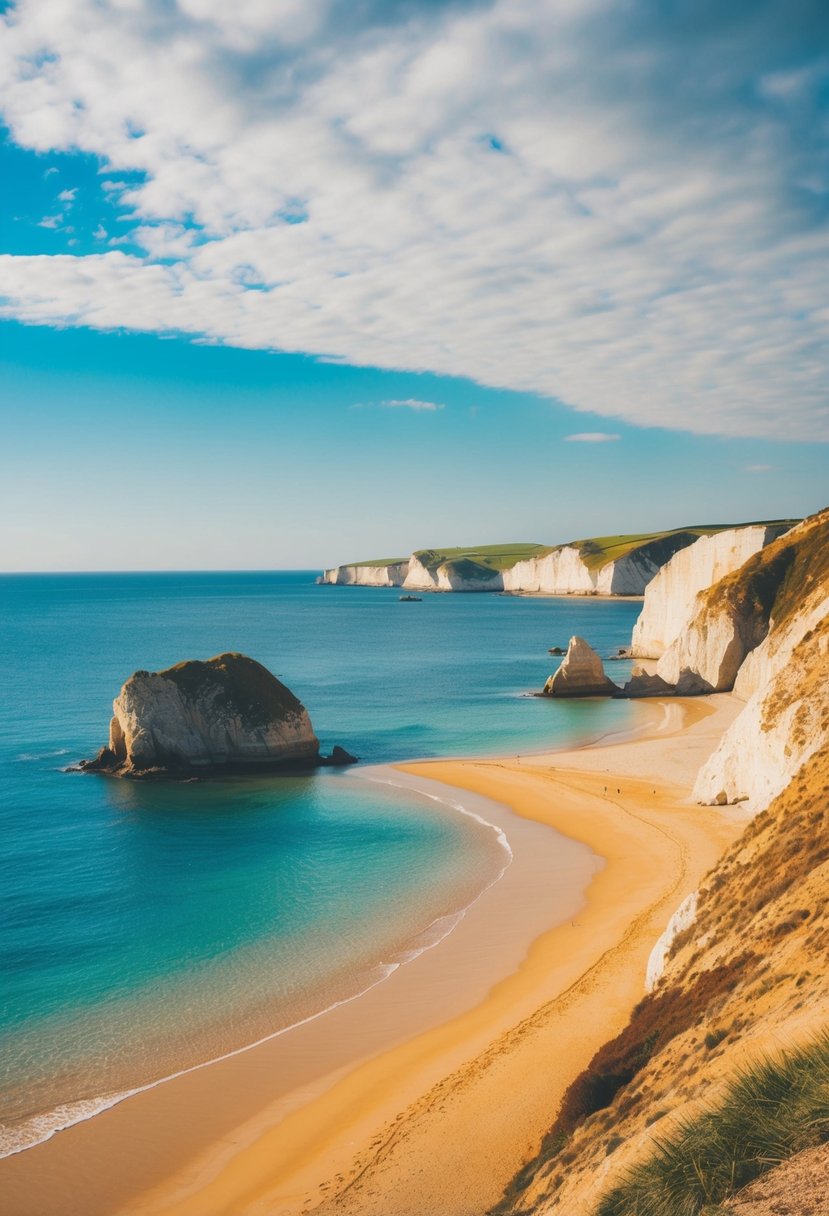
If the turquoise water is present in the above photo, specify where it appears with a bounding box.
[0,573,642,1154]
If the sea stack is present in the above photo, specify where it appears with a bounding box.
[542,636,620,697]
[81,652,324,776]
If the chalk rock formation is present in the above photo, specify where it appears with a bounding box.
[403,553,503,592]
[321,529,731,597]
[630,524,792,660]
[502,547,596,594]
[654,527,803,694]
[692,509,829,810]
[693,617,829,810]
[81,653,321,776]
[501,532,702,596]
[322,562,407,587]
[543,636,620,697]
[622,666,675,698]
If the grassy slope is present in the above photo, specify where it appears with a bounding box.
[338,521,800,577]
[490,732,829,1216]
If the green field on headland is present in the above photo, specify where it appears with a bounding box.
[338,521,801,579]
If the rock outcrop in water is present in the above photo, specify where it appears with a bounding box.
[542,636,620,698]
[80,653,331,776]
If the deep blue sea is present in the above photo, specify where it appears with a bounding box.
[0,572,641,1155]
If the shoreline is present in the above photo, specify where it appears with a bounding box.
[0,738,600,1216]
[0,773,515,1164]
[0,694,743,1216]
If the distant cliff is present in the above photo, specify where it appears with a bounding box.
[320,527,779,596]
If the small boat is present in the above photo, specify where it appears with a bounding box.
[399,594,422,602]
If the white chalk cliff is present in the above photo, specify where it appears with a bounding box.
[322,561,408,587]
[82,653,320,775]
[691,510,829,811]
[630,524,791,659]
[322,530,726,596]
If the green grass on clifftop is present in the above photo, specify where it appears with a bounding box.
[340,520,802,578]
[412,543,547,574]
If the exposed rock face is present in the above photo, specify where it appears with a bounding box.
[322,529,742,596]
[502,546,596,594]
[645,891,698,992]
[653,517,819,695]
[622,666,676,698]
[542,636,620,697]
[322,562,407,587]
[630,524,792,659]
[693,613,829,810]
[403,553,503,592]
[690,509,829,810]
[655,596,772,694]
[501,533,704,595]
[81,653,321,776]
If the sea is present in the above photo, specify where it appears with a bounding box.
[0,572,642,1157]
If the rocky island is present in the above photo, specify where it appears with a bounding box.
[80,652,354,777]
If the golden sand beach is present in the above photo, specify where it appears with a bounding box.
[1,695,743,1216]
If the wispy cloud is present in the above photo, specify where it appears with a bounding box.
[380,399,445,413]
[746,463,774,473]
[37,214,63,229]
[565,432,621,444]
[57,188,76,203]
[0,1,828,440]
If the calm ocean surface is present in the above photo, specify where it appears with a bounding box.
[0,572,642,1154]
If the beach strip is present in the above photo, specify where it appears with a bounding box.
[1,695,742,1216]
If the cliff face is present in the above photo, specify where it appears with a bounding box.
[82,653,320,776]
[402,553,505,592]
[322,529,743,596]
[630,525,790,659]
[654,512,825,701]
[690,512,829,809]
[321,561,408,587]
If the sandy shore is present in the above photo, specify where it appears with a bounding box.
[1,694,744,1216]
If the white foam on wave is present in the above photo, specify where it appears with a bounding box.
[1,777,512,1160]
[14,748,70,762]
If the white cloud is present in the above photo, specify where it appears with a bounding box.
[37,214,63,229]
[381,398,445,412]
[0,0,828,441]
[746,463,774,473]
[57,187,76,202]
[565,432,621,443]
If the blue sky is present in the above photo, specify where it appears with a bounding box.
[0,0,827,570]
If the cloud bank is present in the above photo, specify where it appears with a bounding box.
[0,0,828,440]
[565,433,621,444]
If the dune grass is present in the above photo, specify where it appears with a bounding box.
[596,1032,829,1216]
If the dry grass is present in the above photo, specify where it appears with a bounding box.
[490,744,829,1215]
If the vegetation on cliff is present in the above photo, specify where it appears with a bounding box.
[491,741,829,1215]
[598,1034,829,1216]
[331,521,799,585]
